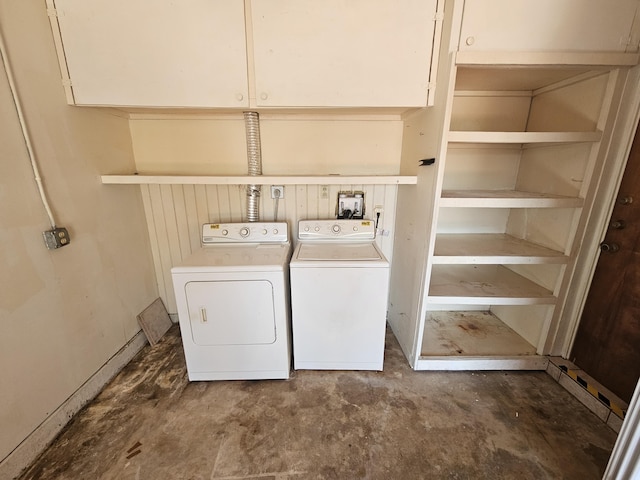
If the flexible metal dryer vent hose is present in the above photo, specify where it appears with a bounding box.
[244,111,262,222]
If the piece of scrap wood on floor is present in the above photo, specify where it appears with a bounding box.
[137,298,172,346]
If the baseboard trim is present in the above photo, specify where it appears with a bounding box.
[0,330,148,480]
[546,356,628,433]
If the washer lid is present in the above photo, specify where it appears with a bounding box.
[294,242,386,262]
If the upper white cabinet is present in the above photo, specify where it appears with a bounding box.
[50,0,249,107]
[459,0,640,53]
[250,0,437,107]
[48,0,440,108]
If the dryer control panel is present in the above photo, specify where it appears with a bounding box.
[202,222,288,243]
[298,219,375,241]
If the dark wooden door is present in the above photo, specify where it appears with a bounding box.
[571,125,640,404]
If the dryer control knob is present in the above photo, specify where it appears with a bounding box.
[353,226,358,231]
[273,229,279,235]
[239,227,250,237]
[222,229,228,236]
[304,226,310,232]
[314,226,320,232]
[262,229,268,235]
[332,224,341,233]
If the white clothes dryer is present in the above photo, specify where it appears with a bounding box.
[171,222,291,381]
[289,219,390,371]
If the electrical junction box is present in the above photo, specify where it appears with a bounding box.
[43,227,70,249]
[336,191,364,219]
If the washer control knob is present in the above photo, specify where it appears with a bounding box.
[239,227,250,238]
[262,229,268,235]
[273,229,279,235]
[222,229,228,236]
[314,226,320,232]
[332,224,341,234]
[304,226,310,232]
[353,226,358,231]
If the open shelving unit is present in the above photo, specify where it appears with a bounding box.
[391,56,626,371]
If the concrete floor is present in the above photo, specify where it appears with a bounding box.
[19,326,618,480]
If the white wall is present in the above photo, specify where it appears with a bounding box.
[141,183,398,314]
[128,114,404,313]
[129,114,404,175]
[0,0,157,473]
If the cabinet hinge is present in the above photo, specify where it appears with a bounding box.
[433,12,445,22]
[427,82,436,91]
[62,78,72,88]
[47,7,57,18]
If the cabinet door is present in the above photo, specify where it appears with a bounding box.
[250,0,437,107]
[53,0,249,107]
[459,0,639,53]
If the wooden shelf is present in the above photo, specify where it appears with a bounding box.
[433,234,568,264]
[447,131,602,144]
[440,190,583,208]
[414,355,547,370]
[455,51,640,68]
[428,265,556,305]
[100,175,417,185]
[421,311,537,357]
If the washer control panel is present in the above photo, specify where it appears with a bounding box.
[202,222,289,243]
[298,219,375,241]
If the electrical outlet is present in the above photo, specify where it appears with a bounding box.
[270,185,284,199]
[320,185,329,199]
[374,205,384,230]
[43,227,70,249]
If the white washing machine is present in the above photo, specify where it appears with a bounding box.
[289,219,390,371]
[171,222,291,381]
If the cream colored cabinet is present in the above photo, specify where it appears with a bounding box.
[459,0,640,53]
[250,0,438,107]
[49,0,249,107]
[48,0,440,108]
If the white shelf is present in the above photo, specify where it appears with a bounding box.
[100,175,417,185]
[440,190,584,208]
[421,311,537,357]
[428,265,556,305]
[414,356,548,370]
[433,234,568,264]
[455,50,640,68]
[447,131,602,144]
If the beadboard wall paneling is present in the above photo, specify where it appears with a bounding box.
[141,183,397,313]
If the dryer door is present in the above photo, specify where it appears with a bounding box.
[185,280,276,345]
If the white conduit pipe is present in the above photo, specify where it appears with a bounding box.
[0,25,57,228]
[244,111,262,222]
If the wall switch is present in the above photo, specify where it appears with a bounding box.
[43,227,70,249]
[270,185,284,199]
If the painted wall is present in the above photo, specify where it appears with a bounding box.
[0,0,157,468]
[140,183,398,314]
[129,114,404,313]
[129,114,404,175]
